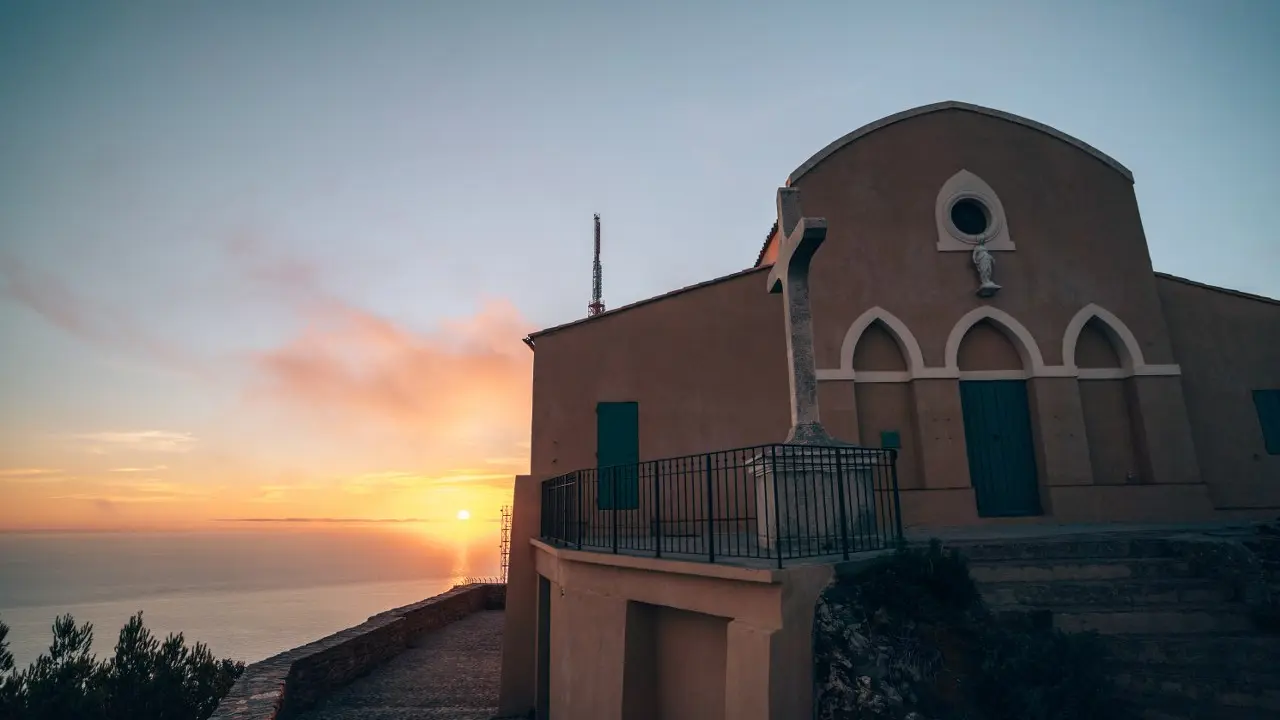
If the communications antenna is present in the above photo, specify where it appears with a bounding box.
[588,214,605,317]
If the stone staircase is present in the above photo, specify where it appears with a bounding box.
[952,534,1280,720]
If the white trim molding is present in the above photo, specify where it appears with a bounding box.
[816,364,1181,383]
[837,307,928,375]
[935,170,1015,252]
[817,304,1181,384]
[943,306,1047,375]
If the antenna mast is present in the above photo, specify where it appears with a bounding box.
[588,213,605,317]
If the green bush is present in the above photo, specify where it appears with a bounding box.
[0,612,244,720]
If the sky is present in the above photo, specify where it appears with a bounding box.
[1,1,1277,530]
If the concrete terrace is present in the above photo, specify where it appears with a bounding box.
[295,610,503,720]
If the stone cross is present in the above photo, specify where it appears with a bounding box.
[767,188,839,445]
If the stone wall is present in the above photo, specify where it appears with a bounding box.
[211,583,506,720]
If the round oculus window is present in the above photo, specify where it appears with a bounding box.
[949,198,990,237]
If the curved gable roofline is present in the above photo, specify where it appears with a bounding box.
[786,101,1134,186]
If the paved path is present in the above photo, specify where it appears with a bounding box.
[297,610,503,720]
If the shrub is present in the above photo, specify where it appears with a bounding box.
[0,612,244,720]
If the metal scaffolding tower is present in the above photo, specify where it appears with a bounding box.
[499,505,512,583]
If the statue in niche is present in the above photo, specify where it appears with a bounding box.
[972,238,1001,297]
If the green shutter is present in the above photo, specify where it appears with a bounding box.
[597,402,640,510]
[1253,389,1280,455]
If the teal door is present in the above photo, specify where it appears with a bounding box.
[596,402,640,510]
[959,380,1042,517]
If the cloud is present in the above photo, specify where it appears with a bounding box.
[108,465,169,473]
[0,468,62,477]
[0,253,200,371]
[73,431,196,454]
[250,298,534,450]
[251,481,326,503]
[50,478,211,507]
[338,470,515,495]
[52,493,177,505]
[217,517,440,523]
[0,468,68,484]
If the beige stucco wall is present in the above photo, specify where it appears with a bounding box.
[527,541,844,720]
[1156,275,1280,510]
[497,475,540,716]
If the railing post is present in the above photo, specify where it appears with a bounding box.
[611,467,619,554]
[835,448,850,561]
[576,472,584,550]
[540,481,547,541]
[705,453,715,563]
[653,461,663,558]
[770,445,783,569]
[889,449,904,545]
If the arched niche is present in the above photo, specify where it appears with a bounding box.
[1061,304,1147,371]
[957,320,1024,373]
[1075,318,1123,368]
[838,307,926,375]
[943,306,1046,375]
[852,321,909,371]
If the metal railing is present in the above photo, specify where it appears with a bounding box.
[539,443,902,568]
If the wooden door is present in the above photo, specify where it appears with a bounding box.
[959,380,1042,517]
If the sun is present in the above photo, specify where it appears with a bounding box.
[456,509,471,521]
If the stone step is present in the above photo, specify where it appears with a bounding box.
[1106,634,1280,670]
[968,557,1199,583]
[1011,607,1259,635]
[980,578,1233,610]
[1140,694,1280,720]
[1116,670,1280,713]
[946,537,1177,562]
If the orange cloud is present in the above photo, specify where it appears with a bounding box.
[250,299,534,453]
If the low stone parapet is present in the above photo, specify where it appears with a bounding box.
[210,582,506,720]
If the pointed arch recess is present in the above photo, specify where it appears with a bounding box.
[1061,304,1146,371]
[943,306,1047,375]
[839,307,927,375]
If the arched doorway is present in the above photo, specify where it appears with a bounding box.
[954,319,1043,517]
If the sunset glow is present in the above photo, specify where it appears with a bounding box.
[0,290,533,531]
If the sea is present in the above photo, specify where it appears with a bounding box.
[0,523,502,668]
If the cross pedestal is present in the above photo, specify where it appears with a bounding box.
[747,445,881,554]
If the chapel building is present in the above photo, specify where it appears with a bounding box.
[524,100,1280,527]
